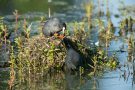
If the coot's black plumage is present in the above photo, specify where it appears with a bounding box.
[42,18,66,37]
[62,38,82,71]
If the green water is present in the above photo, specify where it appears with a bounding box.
[0,0,73,15]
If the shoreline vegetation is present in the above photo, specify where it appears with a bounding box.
[0,9,119,76]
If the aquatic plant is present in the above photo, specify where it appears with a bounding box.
[13,10,19,35]
[0,17,11,68]
[119,16,135,34]
[0,17,7,46]
[84,1,93,29]
[8,46,15,90]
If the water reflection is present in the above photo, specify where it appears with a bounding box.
[13,71,86,90]
[11,71,101,90]
[10,67,135,90]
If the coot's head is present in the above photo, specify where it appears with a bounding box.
[42,17,66,39]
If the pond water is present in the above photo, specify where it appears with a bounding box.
[0,0,135,90]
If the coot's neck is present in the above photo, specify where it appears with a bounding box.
[62,38,72,49]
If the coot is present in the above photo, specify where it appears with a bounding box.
[42,18,66,38]
[62,38,82,71]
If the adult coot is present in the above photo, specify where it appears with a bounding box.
[42,18,66,38]
[62,38,82,71]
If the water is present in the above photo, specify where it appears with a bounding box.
[0,0,135,90]
[0,0,85,22]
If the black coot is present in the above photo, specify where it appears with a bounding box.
[62,38,82,71]
[42,18,66,37]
